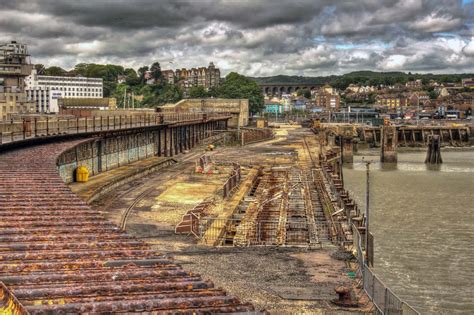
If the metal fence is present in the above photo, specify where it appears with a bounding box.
[0,112,230,144]
[199,217,330,246]
[352,224,419,315]
[222,163,242,198]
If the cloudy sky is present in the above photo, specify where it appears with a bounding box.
[1,0,473,76]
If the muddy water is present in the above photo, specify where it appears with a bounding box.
[343,149,474,314]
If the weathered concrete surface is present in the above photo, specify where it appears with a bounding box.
[70,156,176,203]
[93,125,372,314]
[162,98,249,128]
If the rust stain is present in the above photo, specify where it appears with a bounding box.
[0,139,253,314]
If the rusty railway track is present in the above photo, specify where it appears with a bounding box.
[119,186,156,231]
[0,140,254,314]
[227,132,331,247]
[110,149,208,231]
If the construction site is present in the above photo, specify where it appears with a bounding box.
[72,124,368,314]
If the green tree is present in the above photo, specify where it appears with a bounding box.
[156,84,183,105]
[150,62,162,81]
[217,72,264,115]
[124,68,139,86]
[297,88,311,99]
[207,86,219,97]
[45,66,67,76]
[35,64,45,74]
[138,66,149,84]
[189,86,208,98]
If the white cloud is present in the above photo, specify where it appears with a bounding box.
[462,38,474,56]
[2,0,472,76]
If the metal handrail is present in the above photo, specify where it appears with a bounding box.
[352,223,420,314]
[0,112,231,145]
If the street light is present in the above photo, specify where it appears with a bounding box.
[363,158,371,264]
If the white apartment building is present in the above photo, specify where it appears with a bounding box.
[25,69,103,113]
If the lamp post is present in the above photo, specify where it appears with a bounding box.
[365,160,371,263]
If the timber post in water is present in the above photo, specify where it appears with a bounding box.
[380,126,398,163]
[425,135,443,164]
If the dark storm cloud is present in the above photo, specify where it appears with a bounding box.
[0,0,472,75]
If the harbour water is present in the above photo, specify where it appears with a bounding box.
[343,149,474,314]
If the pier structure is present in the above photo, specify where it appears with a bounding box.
[313,122,472,165]
[380,126,398,163]
[358,124,471,147]
[425,134,443,164]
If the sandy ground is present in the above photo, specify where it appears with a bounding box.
[91,126,371,314]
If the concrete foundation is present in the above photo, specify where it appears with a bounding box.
[381,126,398,163]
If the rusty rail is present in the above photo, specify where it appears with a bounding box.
[0,140,254,313]
[0,282,28,315]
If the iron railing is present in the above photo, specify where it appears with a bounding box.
[0,112,230,145]
[352,224,419,315]
[199,217,331,246]
[222,163,242,198]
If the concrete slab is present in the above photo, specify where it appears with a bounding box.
[69,156,176,203]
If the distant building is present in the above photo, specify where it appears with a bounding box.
[147,63,221,97]
[376,95,407,109]
[264,100,283,114]
[315,92,340,110]
[174,62,220,97]
[25,69,103,113]
[406,79,423,89]
[407,92,429,106]
[58,97,116,116]
[117,75,126,84]
[292,97,309,111]
[0,41,35,120]
[161,70,175,84]
[461,78,474,89]
[321,84,336,95]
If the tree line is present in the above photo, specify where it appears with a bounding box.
[34,63,264,114]
[252,70,474,90]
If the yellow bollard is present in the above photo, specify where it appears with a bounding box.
[75,166,89,182]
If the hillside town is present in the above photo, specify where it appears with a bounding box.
[261,79,474,122]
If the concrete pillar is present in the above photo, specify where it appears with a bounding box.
[381,126,398,163]
[337,126,355,164]
[342,136,354,163]
[425,135,442,164]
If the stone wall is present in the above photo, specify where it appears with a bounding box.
[57,132,157,183]
[55,118,227,183]
[162,98,249,128]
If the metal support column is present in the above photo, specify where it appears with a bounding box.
[169,128,173,157]
[178,126,184,153]
[174,127,179,155]
[157,129,162,156]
